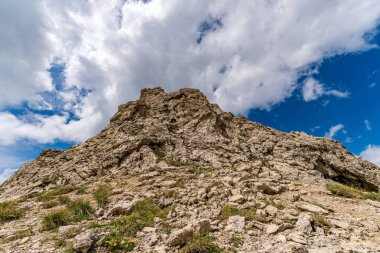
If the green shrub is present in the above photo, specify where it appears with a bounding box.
[312,213,331,233]
[42,200,59,209]
[42,209,71,230]
[93,184,112,207]
[327,183,380,200]
[180,235,222,253]
[0,227,33,243]
[67,199,94,222]
[220,204,259,221]
[0,201,24,223]
[230,235,243,247]
[103,199,168,251]
[264,200,285,210]
[76,187,87,195]
[58,196,71,205]
[36,185,77,202]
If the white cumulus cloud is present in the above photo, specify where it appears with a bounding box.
[360,145,380,166]
[0,0,380,146]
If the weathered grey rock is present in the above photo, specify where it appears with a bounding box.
[265,205,278,216]
[288,233,307,245]
[266,224,280,234]
[297,202,329,214]
[166,219,211,246]
[296,213,313,234]
[329,219,349,229]
[229,194,245,204]
[225,215,245,233]
[58,225,78,235]
[0,87,380,253]
[106,199,138,217]
[72,229,99,253]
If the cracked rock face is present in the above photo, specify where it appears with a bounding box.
[0,87,379,253]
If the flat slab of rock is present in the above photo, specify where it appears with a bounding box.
[225,215,245,233]
[229,194,245,204]
[288,233,307,245]
[265,205,278,216]
[72,229,99,253]
[166,219,211,247]
[297,202,329,214]
[106,199,138,217]
[266,224,279,234]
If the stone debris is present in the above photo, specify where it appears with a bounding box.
[0,87,379,252]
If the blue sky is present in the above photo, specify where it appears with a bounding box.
[251,31,380,155]
[1,1,380,183]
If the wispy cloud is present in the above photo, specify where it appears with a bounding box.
[302,78,349,102]
[364,120,372,130]
[325,124,345,139]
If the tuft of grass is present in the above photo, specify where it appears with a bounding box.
[42,209,71,230]
[174,178,186,188]
[0,201,24,223]
[41,199,94,230]
[230,235,243,248]
[156,156,182,166]
[93,184,112,207]
[364,192,380,200]
[76,187,87,195]
[0,227,33,243]
[56,238,67,247]
[42,200,59,209]
[36,185,77,202]
[264,200,285,210]
[312,213,331,233]
[220,204,260,221]
[58,196,71,205]
[66,199,95,222]
[326,183,380,200]
[103,199,169,251]
[164,189,177,198]
[180,235,222,253]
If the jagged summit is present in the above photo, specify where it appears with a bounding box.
[0,87,380,252]
[2,87,378,199]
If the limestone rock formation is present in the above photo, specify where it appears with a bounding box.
[0,87,379,252]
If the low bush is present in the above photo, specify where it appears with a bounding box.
[327,183,380,200]
[41,199,94,230]
[220,204,261,221]
[93,184,112,207]
[42,209,71,230]
[42,200,59,209]
[103,199,169,251]
[58,196,71,205]
[312,213,331,233]
[76,187,87,195]
[36,185,77,202]
[180,235,222,253]
[0,201,24,223]
[67,199,95,222]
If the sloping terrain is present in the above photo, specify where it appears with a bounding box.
[0,87,379,253]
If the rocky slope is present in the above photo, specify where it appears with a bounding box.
[0,87,379,253]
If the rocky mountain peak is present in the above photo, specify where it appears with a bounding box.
[0,87,379,252]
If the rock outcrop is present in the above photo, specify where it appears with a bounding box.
[0,87,379,252]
